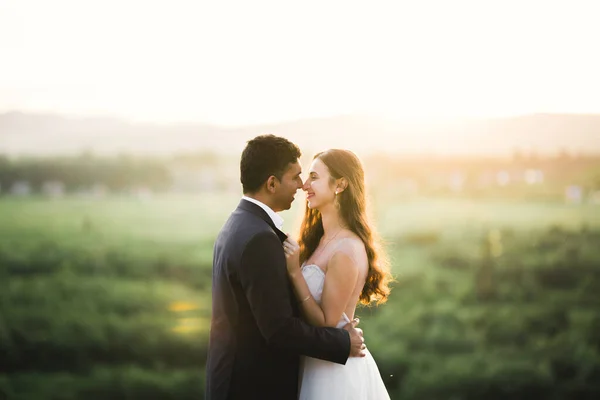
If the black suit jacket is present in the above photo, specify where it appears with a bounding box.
[205,199,351,400]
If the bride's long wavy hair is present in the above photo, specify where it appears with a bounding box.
[298,149,393,305]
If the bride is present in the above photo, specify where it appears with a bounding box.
[283,149,392,399]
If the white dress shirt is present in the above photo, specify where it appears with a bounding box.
[242,196,284,231]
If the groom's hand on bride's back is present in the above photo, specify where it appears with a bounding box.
[343,318,366,357]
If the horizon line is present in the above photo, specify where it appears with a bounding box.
[2,109,600,128]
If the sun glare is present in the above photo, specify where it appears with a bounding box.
[1,0,598,126]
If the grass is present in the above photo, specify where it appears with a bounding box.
[1,194,599,399]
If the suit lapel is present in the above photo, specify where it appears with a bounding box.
[237,199,300,316]
[237,199,288,243]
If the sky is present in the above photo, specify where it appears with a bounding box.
[1,0,599,126]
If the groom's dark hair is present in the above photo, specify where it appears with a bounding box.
[241,134,301,194]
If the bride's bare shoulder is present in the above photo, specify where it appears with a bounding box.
[335,232,366,259]
[341,230,365,247]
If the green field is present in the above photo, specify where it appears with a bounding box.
[1,195,600,399]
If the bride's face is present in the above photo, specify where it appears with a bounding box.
[303,158,336,210]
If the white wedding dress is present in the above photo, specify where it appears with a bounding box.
[298,264,391,400]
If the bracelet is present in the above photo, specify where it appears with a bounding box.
[299,294,311,303]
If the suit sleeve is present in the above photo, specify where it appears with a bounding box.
[238,231,351,364]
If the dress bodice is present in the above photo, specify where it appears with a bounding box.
[301,264,351,329]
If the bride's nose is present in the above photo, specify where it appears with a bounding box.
[302,179,310,191]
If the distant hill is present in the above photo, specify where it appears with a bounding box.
[1,111,599,156]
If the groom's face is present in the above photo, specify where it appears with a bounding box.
[273,160,303,212]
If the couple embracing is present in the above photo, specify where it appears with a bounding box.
[206,135,392,399]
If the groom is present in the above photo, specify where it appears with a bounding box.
[205,135,366,400]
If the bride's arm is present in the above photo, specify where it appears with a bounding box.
[284,239,359,327]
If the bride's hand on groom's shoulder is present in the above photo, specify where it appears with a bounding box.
[283,237,301,277]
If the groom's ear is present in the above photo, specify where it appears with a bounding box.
[266,175,278,193]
